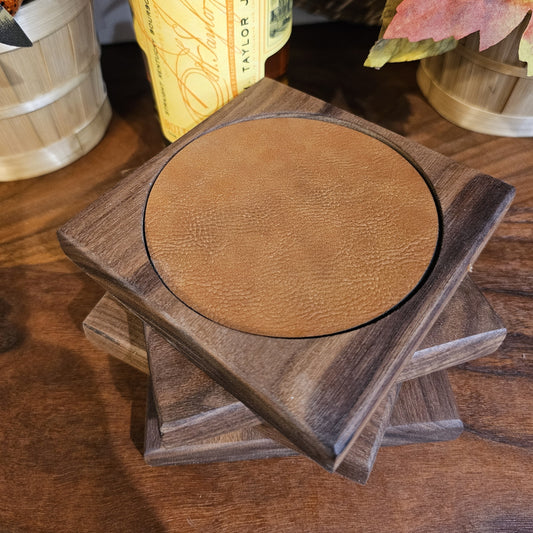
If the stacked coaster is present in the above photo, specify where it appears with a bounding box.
[60,79,514,484]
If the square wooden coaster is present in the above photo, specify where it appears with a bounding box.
[61,78,514,470]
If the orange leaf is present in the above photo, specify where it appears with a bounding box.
[2,0,23,16]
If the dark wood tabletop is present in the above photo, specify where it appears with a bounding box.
[1,22,531,532]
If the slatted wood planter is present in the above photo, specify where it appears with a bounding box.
[0,0,111,181]
[417,21,533,137]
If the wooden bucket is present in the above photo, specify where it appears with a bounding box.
[417,21,533,137]
[0,0,112,181]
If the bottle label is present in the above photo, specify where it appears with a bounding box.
[129,0,292,141]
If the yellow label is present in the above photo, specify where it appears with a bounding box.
[129,0,292,141]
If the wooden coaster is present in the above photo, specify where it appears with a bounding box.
[60,78,514,471]
[84,275,502,445]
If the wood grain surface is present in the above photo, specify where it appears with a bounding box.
[57,72,514,472]
[382,371,462,446]
[84,293,149,373]
[0,23,531,532]
[145,326,258,446]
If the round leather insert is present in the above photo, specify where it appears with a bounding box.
[144,117,439,337]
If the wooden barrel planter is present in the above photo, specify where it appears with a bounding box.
[0,0,112,181]
[417,21,533,137]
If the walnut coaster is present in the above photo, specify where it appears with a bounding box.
[60,78,514,471]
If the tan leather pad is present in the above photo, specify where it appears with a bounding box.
[144,117,439,337]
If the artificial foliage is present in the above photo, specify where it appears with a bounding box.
[366,0,533,74]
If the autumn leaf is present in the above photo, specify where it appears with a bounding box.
[384,0,533,74]
[365,36,457,68]
[364,0,457,68]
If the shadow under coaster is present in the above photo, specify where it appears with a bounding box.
[84,271,505,484]
[62,77,514,472]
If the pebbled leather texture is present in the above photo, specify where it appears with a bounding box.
[144,117,440,338]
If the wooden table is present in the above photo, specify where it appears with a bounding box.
[1,22,531,532]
